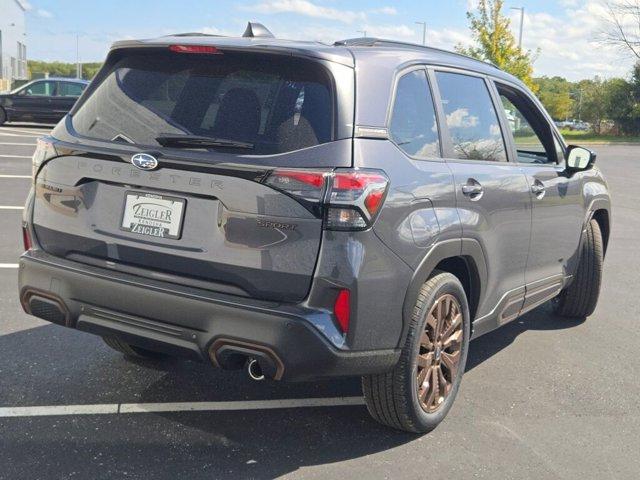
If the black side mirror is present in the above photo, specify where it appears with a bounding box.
[566,145,596,173]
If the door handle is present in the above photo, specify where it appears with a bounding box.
[461,180,484,200]
[531,180,546,199]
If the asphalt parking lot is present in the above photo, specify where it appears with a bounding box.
[0,124,638,479]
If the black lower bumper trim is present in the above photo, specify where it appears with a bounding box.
[18,251,400,381]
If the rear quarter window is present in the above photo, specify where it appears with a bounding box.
[71,51,336,155]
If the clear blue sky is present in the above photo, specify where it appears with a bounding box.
[23,0,635,80]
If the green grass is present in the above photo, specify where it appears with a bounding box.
[559,130,640,144]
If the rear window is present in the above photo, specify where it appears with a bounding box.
[71,50,335,154]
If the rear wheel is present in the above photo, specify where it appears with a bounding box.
[0,108,6,126]
[102,336,169,360]
[362,271,470,433]
[553,219,603,318]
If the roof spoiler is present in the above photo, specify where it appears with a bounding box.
[242,22,274,39]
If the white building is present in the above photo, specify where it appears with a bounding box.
[0,0,28,88]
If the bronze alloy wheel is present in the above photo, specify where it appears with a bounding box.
[416,294,463,413]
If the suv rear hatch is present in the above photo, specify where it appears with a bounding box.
[31,44,355,302]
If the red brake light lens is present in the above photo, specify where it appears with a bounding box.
[264,169,329,202]
[169,45,221,54]
[334,289,351,334]
[22,225,32,251]
[325,170,389,230]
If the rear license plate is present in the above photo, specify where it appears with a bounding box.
[120,192,186,240]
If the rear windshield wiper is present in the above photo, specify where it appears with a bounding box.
[155,134,254,150]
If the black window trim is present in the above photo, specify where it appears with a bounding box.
[385,64,444,162]
[428,66,512,165]
[489,77,568,171]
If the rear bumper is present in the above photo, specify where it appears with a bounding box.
[18,250,400,381]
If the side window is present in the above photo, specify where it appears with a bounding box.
[389,69,440,159]
[435,72,507,162]
[496,84,558,164]
[57,82,85,97]
[24,81,55,96]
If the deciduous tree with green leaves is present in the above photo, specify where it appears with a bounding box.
[457,0,538,92]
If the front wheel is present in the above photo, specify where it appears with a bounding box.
[553,219,603,318]
[362,271,470,433]
[0,108,6,126]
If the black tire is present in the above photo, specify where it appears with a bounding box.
[362,271,470,433]
[102,336,169,360]
[554,219,603,318]
[0,107,6,126]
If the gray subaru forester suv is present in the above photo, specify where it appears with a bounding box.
[18,24,611,433]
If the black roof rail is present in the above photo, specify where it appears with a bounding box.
[334,37,501,70]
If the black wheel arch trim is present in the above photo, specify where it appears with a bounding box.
[399,238,488,348]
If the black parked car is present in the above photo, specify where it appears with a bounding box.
[0,78,89,125]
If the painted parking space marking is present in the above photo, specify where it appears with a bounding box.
[0,128,49,136]
[0,397,365,418]
[0,206,24,210]
[0,143,37,146]
[0,175,31,179]
[0,264,19,268]
[0,154,32,159]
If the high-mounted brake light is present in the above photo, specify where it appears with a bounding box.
[169,45,221,54]
[334,289,351,334]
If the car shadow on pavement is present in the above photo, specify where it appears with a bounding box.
[466,303,586,372]
[0,303,586,479]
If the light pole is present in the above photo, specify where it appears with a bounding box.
[415,21,426,45]
[510,7,524,49]
[357,30,367,38]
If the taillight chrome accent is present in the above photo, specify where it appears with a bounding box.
[32,136,58,180]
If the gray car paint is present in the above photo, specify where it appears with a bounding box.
[18,35,612,377]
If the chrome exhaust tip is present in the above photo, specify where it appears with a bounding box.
[247,358,265,381]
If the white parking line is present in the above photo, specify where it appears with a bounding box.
[0,397,365,418]
[0,142,37,146]
[0,264,19,268]
[0,128,48,136]
[0,154,32,159]
[0,131,42,138]
[0,206,24,210]
[0,175,30,179]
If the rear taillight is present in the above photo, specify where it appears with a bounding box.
[333,289,351,334]
[22,225,32,251]
[263,168,389,230]
[169,45,221,54]
[325,170,389,230]
[32,137,58,180]
[264,169,328,202]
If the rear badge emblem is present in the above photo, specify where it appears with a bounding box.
[131,153,158,171]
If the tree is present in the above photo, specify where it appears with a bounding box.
[601,1,640,60]
[27,61,103,80]
[457,0,538,92]
[534,76,573,120]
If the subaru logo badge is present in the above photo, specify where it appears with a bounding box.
[131,153,158,171]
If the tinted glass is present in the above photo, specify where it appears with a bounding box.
[435,72,507,162]
[57,82,85,97]
[25,81,54,96]
[497,87,558,165]
[72,51,334,154]
[389,70,440,159]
